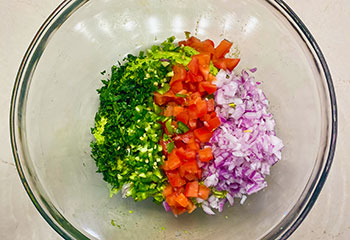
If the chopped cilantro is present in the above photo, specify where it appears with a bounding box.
[91,37,203,204]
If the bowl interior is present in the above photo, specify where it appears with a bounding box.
[17,0,329,239]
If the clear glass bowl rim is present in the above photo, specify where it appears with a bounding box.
[9,0,338,239]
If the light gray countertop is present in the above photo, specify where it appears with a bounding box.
[0,0,349,239]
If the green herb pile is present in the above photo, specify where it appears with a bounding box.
[90,37,199,203]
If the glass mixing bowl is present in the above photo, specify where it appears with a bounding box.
[10,0,337,239]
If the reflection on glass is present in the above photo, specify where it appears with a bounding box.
[73,22,97,43]
[172,15,183,33]
[94,14,113,37]
[197,17,209,35]
[244,16,258,35]
[148,16,160,34]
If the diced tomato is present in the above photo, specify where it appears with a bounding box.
[184,173,197,181]
[190,92,201,101]
[185,37,215,55]
[201,113,212,122]
[178,164,186,178]
[167,171,186,187]
[213,58,227,70]
[197,169,203,179]
[179,167,192,179]
[177,89,188,95]
[163,184,173,197]
[175,147,195,161]
[170,65,187,85]
[184,181,199,198]
[213,39,233,59]
[160,36,232,215]
[194,127,213,142]
[187,36,201,45]
[207,116,221,131]
[188,71,201,83]
[196,120,204,128]
[198,185,210,200]
[175,193,189,207]
[198,147,213,162]
[173,64,187,81]
[164,105,174,117]
[191,40,215,55]
[187,200,197,213]
[195,75,204,83]
[178,40,187,46]
[204,39,215,48]
[176,110,189,125]
[171,81,183,93]
[188,105,198,120]
[207,98,215,112]
[154,92,169,106]
[162,160,170,171]
[208,73,216,83]
[185,150,196,160]
[175,147,187,160]
[187,141,200,151]
[188,82,198,91]
[173,106,184,117]
[196,54,211,80]
[175,131,195,144]
[168,150,181,170]
[179,36,202,47]
[173,96,186,105]
[181,161,198,173]
[225,58,240,71]
[195,99,208,117]
[213,58,240,71]
[198,81,205,93]
[171,206,187,215]
[188,118,197,129]
[200,81,217,95]
[166,193,177,206]
[154,90,177,106]
[187,56,199,75]
[174,186,185,194]
[174,140,186,149]
[163,90,176,98]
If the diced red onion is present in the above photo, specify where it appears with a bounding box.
[202,203,216,215]
[240,195,247,205]
[162,201,171,212]
[159,58,170,62]
[200,69,283,215]
[121,183,131,198]
[249,67,257,73]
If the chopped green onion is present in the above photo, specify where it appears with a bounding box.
[166,142,175,153]
[207,94,215,99]
[166,71,174,77]
[175,93,187,98]
[177,121,190,133]
[175,128,183,135]
[163,134,170,141]
[165,119,174,135]
[153,103,161,114]
[156,83,170,94]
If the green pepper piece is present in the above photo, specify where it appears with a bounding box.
[167,142,175,153]
[165,119,174,135]
[177,121,190,133]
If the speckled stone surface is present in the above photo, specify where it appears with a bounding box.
[0,0,349,239]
